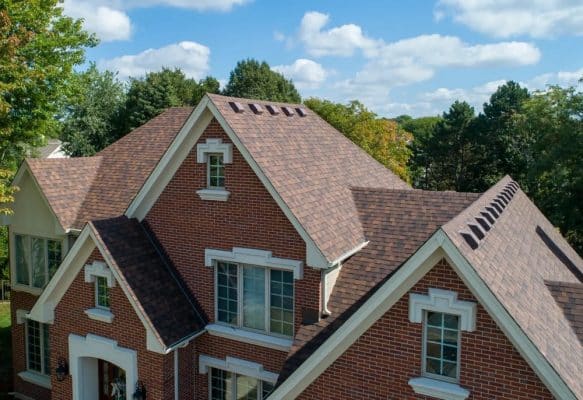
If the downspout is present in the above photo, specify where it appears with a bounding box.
[174,349,179,400]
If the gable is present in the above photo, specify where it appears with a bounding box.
[298,259,553,399]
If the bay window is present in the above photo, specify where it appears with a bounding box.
[216,262,294,337]
[15,235,62,289]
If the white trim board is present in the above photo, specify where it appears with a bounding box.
[124,95,333,269]
[199,354,279,384]
[27,224,167,354]
[268,229,576,400]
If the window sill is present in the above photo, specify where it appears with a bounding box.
[408,377,469,400]
[84,308,114,323]
[12,284,43,296]
[196,188,230,201]
[18,371,51,389]
[206,324,292,352]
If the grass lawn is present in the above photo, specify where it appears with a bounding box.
[0,302,11,399]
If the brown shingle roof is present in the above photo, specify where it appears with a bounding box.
[25,107,193,230]
[207,94,411,263]
[442,176,583,398]
[90,216,206,348]
[546,281,583,343]
[279,187,480,381]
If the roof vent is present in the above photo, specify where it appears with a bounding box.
[497,195,509,205]
[500,191,511,202]
[480,211,495,225]
[265,104,279,115]
[282,106,295,116]
[229,101,245,113]
[475,216,491,232]
[249,103,263,114]
[537,226,583,282]
[491,202,503,214]
[494,198,506,209]
[468,224,485,240]
[296,107,307,117]
[460,232,479,250]
[486,206,499,219]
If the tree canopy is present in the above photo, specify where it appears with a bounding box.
[305,98,412,181]
[223,59,301,103]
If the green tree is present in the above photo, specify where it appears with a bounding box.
[474,81,531,190]
[0,0,96,210]
[61,64,126,156]
[423,101,477,191]
[518,86,583,254]
[305,98,411,181]
[399,116,442,189]
[223,59,301,103]
[193,76,220,105]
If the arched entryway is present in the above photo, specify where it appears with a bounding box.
[69,334,138,400]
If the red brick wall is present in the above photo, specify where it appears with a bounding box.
[298,259,554,400]
[50,251,175,400]
[145,119,322,388]
[10,291,51,400]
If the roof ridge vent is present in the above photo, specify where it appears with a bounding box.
[460,231,479,250]
[475,216,491,232]
[296,107,307,117]
[265,105,279,115]
[229,101,245,113]
[468,223,485,240]
[480,211,495,225]
[249,103,263,114]
[282,106,295,116]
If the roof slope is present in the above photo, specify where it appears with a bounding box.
[208,94,411,263]
[279,187,480,381]
[546,281,583,343]
[90,216,206,347]
[442,176,583,398]
[25,107,192,230]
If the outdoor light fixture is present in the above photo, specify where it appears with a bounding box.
[55,357,69,382]
[133,381,146,400]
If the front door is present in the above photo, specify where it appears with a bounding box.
[98,360,126,400]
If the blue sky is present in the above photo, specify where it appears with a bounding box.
[63,0,583,117]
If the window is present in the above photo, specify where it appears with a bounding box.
[216,262,294,337]
[210,368,273,400]
[96,276,110,309]
[15,235,62,288]
[423,311,460,382]
[208,154,225,188]
[26,319,50,375]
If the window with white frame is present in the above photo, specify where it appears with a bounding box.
[216,262,294,337]
[15,235,62,289]
[210,368,274,400]
[423,311,460,381]
[95,276,111,309]
[26,319,50,376]
[207,153,225,189]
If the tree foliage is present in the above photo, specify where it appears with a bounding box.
[305,98,412,181]
[61,64,126,156]
[400,116,442,189]
[223,59,301,103]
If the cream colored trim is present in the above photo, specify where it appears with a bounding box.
[408,377,470,400]
[17,371,51,389]
[84,260,115,287]
[124,95,332,268]
[199,354,279,384]
[196,188,230,201]
[206,323,293,352]
[409,288,477,331]
[196,138,233,163]
[84,307,114,323]
[16,309,28,325]
[269,230,576,400]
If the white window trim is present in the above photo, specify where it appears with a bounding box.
[206,153,226,189]
[422,310,461,383]
[12,233,63,291]
[94,276,111,310]
[205,247,303,280]
[199,355,278,384]
[409,288,477,332]
[206,323,293,352]
[196,188,230,201]
[408,377,469,400]
[84,261,115,287]
[18,371,51,389]
[84,308,114,323]
[196,138,233,164]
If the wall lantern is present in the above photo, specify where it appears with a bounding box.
[55,357,69,381]
[133,381,147,400]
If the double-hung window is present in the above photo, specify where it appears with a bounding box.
[216,262,294,337]
[15,235,62,289]
[210,368,274,400]
[207,154,225,189]
[26,319,50,376]
[96,276,111,309]
[423,311,460,381]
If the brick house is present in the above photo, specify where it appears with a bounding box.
[4,94,582,400]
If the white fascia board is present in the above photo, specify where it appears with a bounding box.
[269,229,576,400]
[199,354,279,384]
[88,228,167,354]
[28,227,95,323]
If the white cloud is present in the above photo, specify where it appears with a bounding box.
[526,68,583,90]
[436,0,583,38]
[63,0,132,42]
[298,11,381,57]
[62,0,250,41]
[272,59,329,89]
[98,41,210,80]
